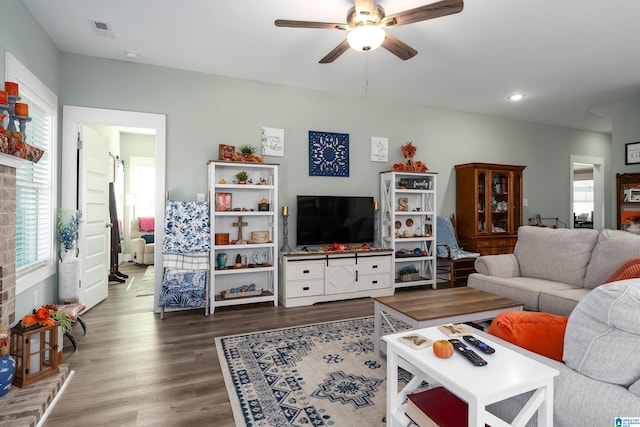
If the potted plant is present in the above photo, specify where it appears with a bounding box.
[239,144,257,156]
[399,265,419,282]
[235,171,249,184]
[238,144,263,163]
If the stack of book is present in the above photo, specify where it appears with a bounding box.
[405,387,469,427]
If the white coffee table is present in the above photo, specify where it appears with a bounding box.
[383,326,559,427]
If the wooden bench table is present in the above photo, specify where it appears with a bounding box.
[373,287,524,356]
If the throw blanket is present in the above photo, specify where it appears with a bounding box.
[139,217,154,232]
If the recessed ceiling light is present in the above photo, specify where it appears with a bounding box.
[125,51,140,59]
[508,93,525,102]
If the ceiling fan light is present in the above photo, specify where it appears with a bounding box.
[347,25,385,52]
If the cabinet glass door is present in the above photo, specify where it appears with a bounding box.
[513,172,522,231]
[490,171,509,233]
[477,171,487,233]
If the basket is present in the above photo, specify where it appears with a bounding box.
[221,288,263,299]
[399,273,419,282]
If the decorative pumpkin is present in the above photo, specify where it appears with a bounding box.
[260,198,268,204]
[433,340,454,359]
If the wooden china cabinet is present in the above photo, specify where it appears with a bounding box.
[455,163,526,255]
[616,172,640,231]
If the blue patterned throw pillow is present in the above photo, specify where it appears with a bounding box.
[0,355,16,397]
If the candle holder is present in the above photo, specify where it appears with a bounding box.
[373,205,381,248]
[2,93,31,141]
[10,323,59,388]
[281,211,292,252]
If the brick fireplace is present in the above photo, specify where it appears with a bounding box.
[0,163,16,328]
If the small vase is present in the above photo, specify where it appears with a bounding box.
[216,253,227,269]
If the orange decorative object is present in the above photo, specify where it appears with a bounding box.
[14,102,28,117]
[34,307,50,321]
[4,82,18,96]
[432,340,454,358]
[0,90,7,105]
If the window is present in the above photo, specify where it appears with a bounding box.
[6,53,57,291]
[129,156,155,218]
[573,179,594,220]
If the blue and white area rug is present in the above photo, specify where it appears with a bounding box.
[216,316,411,427]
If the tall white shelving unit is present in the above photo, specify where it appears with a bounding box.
[380,171,437,289]
[208,161,278,312]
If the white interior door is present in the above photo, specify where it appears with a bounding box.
[78,125,110,310]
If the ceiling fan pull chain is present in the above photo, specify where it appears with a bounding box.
[365,54,369,95]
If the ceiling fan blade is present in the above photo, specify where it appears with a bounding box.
[319,39,351,63]
[354,0,375,18]
[381,33,418,60]
[275,19,349,30]
[382,0,463,27]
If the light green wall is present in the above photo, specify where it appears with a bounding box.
[3,0,633,316]
[58,52,611,239]
[1,0,60,318]
[594,100,640,216]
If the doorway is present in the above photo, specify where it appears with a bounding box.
[61,106,166,312]
[570,155,604,230]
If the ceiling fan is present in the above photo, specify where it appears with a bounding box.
[275,0,464,63]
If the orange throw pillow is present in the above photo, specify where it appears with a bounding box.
[488,311,568,362]
[604,258,640,284]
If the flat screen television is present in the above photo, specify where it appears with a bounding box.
[296,195,374,246]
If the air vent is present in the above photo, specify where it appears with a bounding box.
[91,20,114,38]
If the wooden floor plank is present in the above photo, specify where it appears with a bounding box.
[43,263,381,426]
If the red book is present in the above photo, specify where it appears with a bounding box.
[406,387,468,427]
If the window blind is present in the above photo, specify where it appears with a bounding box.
[15,95,52,271]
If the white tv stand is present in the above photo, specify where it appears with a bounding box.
[279,249,394,307]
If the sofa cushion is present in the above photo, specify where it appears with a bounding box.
[488,311,568,362]
[563,278,640,388]
[583,229,640,288]
[604,257,640,284]
[538,287,591,317]
[514,226,598,287]
[474,254,520,277]
[468,274,575,311]
[141,234,154,244]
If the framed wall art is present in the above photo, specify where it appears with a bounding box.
[370,136,388,162]
[261,127,285,157]
[626,142,640,165]
[308,130,349,177]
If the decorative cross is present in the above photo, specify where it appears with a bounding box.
[233,216,248,242]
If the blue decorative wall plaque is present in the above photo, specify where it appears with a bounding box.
[308,131,349,177]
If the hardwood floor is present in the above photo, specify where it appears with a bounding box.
[43,263,378,426]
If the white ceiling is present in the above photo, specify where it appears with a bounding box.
[21,0,640,133]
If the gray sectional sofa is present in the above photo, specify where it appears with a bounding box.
[476,278,640,426]
[468,226,640,316]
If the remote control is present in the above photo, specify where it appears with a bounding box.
[448,339,488,366]
[463,335,496,354]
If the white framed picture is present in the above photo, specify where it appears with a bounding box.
[261,127,285,157]
[371,137,388,162]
